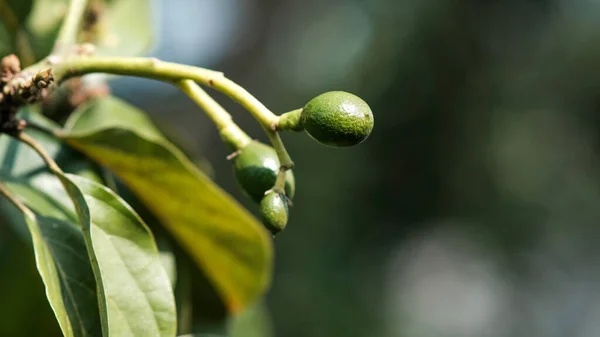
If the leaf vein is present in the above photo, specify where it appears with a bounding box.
[50,245,93,337]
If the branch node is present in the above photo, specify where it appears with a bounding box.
[75,43,96,56]
[48,55,62,65]
[0,55,55,135]
[150,58,160,68]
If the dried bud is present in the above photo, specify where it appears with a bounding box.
[1,55,21,83]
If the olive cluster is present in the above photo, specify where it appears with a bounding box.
[232,141,295,234]
[232,91,374,235]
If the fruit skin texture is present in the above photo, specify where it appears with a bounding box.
[259,192,289,234]
[302,91,374,147]
[233,141,295,203]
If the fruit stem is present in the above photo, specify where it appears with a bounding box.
[265,130,294,193]
[276,108,304,132]
[52,56,279,129]
[53,0,90,56]
[270,167,288,194]
[176,80,251,150]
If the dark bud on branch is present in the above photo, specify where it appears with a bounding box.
[0,55,54,135]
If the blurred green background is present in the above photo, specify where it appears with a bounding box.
[5,0,600,336]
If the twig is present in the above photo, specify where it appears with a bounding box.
[0,181,34,218]
[15,132,63,174]
[52,0,90,56]
[52,56,277,129]
[51,56,295,172]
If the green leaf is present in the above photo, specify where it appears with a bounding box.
[0,0,34,44]
[58,173,177,337]
[23,209,102,337]
[189,301,274,337]
[24,0,69,60]
[93,0,154,57]
[0,23,13,58]
[157,235,178,288]
[60,96,273,313]
[0,111,104,337]
[1,111,176,336]
[0,0,33,58]
[14,0,153,61]
[0,217,65,337]
[228,302,273,337]
[4,0,33,24]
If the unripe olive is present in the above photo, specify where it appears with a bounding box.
[259,192,289,234]
[301,91,374,147]
[233,140,295,203]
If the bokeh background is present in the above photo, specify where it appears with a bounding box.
[5,0,600,336]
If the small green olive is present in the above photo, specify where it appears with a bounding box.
[233,140,295,203]
[259,192,289,234]
[302,91,374,147]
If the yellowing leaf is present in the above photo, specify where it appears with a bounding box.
[93,0,154,56]
[60,97,273,313]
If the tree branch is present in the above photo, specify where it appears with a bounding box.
[52,56,278,129]
[52,56,295,175]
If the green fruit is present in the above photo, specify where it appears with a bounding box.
[302,91,374,147]
[233,141,295,203]
[259,192,289,234]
